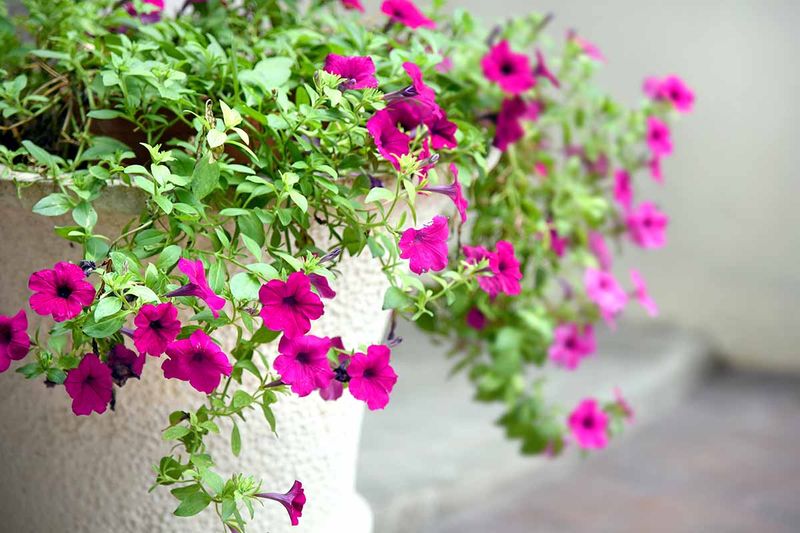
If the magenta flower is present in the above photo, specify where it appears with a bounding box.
[367,110,411,170]
[0,310,29,373]
[398,216,450,274]
[257,480,306,526]
[29,262,96,322]
[319,337,347,401]
[568,398,609,450]
[549,226,569,258]
[133,303,181,356]
[588,231,612,271]
[549,323,595,370]
[493,97,527,151]
[644,75,695,113]
[466,307,487,330]
[107,344,145,386]
[167,258,226,318]
[487,241,523,297]
[649,155,663,183]
[482,40,535,95]
[402,62,438,107]
[626,201,668,249]
[568,30,605,62]
[65,354,113,416]
[259,272,324,338]
[425,111,458,150]
[463,244,494,264]
[435,56,454,74]
[630,269,658,317]
[274,335,334,397]
[340,0,365,12]
[308,273,336,299]
[348,344,398,410]
[125,0,164,23]
[613,169,633,210]
[324,54,378,90]
[162,330,232,394]
[533,49,560,88]
[422,164,468,223]
[584,267,627,327]
[381,0,436,29]
[646,116,672,157]
[387,99,429,132]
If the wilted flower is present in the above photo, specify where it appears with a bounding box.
[466,307,487,330]
[107,344,145,386]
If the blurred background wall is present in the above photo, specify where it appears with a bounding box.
[440,0,800,372]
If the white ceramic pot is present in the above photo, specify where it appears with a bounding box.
[0,169,399,533]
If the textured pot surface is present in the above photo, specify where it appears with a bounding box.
[0,175,384,533]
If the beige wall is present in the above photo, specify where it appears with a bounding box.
[448,0,800,370]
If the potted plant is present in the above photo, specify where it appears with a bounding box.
[0,0,693,531]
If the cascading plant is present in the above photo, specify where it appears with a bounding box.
[0,0,693,530]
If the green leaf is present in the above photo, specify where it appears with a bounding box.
[45,368,67,385]
[206,129,227,149]
[87,109,126,120]
[173,491,211,517]
[32,193,71,216]
[261,402,277,434]
[230,272,260,301]
[230,423,241,457]
[22,140,56,169]
[239,57,293,92]
[232,390,253,410]
[162,425,191,441]
[157,245,182,271]
[85,237,110,261]
[192,155,221,200]
[288,190,308,212]
[83,314,126,338]
[72,202,97,229]
[382,286,413,310]
[364,187,395,204]
[94,297,123,320]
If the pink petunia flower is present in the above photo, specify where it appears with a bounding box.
[29,262,95,322]
[162,330,232,394]
[466,307,487,330]
[533,49,560,88]
[319,337,347,401]
[435,56,454,74]
[493,97,527,151]
[65,354,113,416]
[347,344,398,410]
[422,164,468,223]
[588,231,612,271]
[133,302,181,356]
[259,272,324,338]
[398,216,450,274]
[367,110,411,170]
[644,75,695,113]
[166,258,226,318]
[646,116,672,157]
[107,343,145,386]
[568,398,609,450]
[381,0,436,29]
[257,480,306,526]
[549,225,569,258]
[308,273,336,299]
[626,201,668,249]
[482,40,535,95]
[387,98,430,132]
[340,0,365,12]
[630,269,658,317]
[0,310,29,373]
[613,169,633,210]
[425,111,458,150]
[568,30,605,62]
[402,62,438,107]
[125,0,164,23]
[584,267,627,327]
[274,334,334,397]
[487,241,523,297]
[549,323,595,370]
[649,155,663,183]
[323,54,378,90]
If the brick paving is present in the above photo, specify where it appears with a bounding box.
[435,372,800,533]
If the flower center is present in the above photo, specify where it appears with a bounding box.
[56,284,73,299]
[0,324,12,344]
[295,351,310,364]
[500,61,515,75]
[283,295,298,307]
[565,337,577,350]
[362,367,376,379]
[191,350,206,363]
[582,415,595,429]
[149,319,163,331]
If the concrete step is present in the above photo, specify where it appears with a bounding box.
[357,320,713,533]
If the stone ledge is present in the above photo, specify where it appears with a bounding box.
[357,320,713,533]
